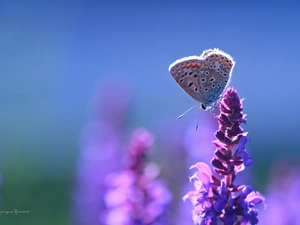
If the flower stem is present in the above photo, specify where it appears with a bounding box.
[225,144,233,196]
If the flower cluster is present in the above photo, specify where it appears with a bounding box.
[72,85,131,225]
[104,129,171,225]
[184,88,264,225]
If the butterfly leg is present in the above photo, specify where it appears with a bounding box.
[177,104,199,119]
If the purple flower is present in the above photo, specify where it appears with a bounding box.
[159,115,217,225]
[235,136,253,167]
[199,208,218,225]
[104,129,171,225]
[184,88,264,224]
[72,84,131,225]
[213,182,227,213]
[183,162,217,224]
[235,186,264,225]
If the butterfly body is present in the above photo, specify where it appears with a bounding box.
[169,49,235,110]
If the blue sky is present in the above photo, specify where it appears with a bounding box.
[1,0,300,173]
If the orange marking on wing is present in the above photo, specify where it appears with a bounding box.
[181,64,185,69]
[191,61,197,67]
[219,59,224,63]
[186,62,191,68]
[224,61,229,66]
[203,50,212,57]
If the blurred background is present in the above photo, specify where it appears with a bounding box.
[1,0,300,224]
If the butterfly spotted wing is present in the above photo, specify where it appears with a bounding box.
[169,56,204,103]
[169,49,235,109]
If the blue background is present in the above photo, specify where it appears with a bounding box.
[1,1,300,224]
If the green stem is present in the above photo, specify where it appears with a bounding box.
[225,144,233,198]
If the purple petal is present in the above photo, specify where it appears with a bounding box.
[236,136,253,167]
[213,182,227,212]
[244,154,254,166]
[224,205,236,225]
[197,172,211,191]
[211,158,226,170]
[246,192,265,206]
[200,208,218,225]
[238,136,249,150]
[191,162,212,177]
[190,162,212,191]
[242,186,254,196]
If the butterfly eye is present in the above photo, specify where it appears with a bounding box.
[201,78,206,83]
[223,73,227,77]
[217,83,221,87]
[212,84,216,88]
[189,71,193,75]
[220,70,223,74]
[210,77,215,83]
[205,71,209,75]
[204,88,209,92]
[188,82,194,87]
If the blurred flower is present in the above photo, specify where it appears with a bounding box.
[184,88,264,225]
[259,163,300,225]
[177,114,217,225]
[72,83,131,225]
[104,129,171,225]
[158,114,217,225]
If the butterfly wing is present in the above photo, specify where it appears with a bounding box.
[169,56,206,103]
[198,49,235,106]
[169,49,235,108]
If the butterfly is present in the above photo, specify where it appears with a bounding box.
[169,48,235,114]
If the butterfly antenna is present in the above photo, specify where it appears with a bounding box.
[195,106,201,130]
[177,104,199,119]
